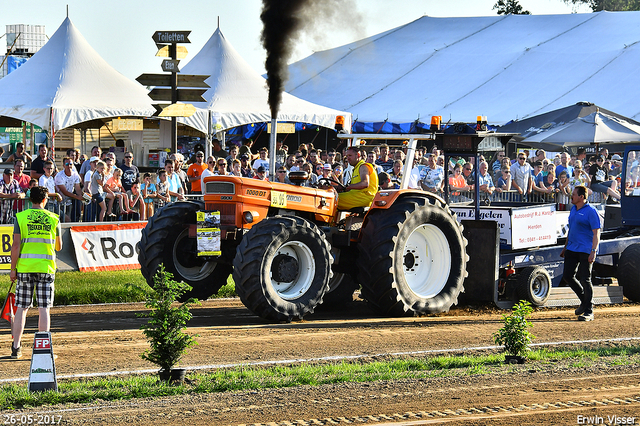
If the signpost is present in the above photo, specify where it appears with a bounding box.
[138,31,210,153]
[161,59,180,73]
[156,45,188,59]
[136,74,209,88]
[148,88,207,102]
[155,103,197,118]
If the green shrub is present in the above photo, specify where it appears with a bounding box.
[493,300,535,358]
[139,266,198,373]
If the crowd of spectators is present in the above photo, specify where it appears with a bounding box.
[0,140,636,224]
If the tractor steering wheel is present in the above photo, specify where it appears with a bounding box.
[317,177,346,192]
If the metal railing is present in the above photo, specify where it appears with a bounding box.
[448,189,605,210]
[1,193,206,224]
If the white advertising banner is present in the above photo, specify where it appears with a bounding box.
[70,223,146,272]
[451,204,557,249]
[451,207,512,245]
[510,205,557,249]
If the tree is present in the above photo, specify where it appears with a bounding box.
[562,0,640,11]
[493,0,531,14]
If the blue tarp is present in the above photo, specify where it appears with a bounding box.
[7,56,28,74]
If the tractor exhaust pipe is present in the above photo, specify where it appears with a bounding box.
[269,118,277,181]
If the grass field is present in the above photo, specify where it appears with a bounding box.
[0,270,236,305]
[1,345,638,410]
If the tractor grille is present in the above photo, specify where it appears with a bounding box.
[205,203,236,225]
[205,181,235,194]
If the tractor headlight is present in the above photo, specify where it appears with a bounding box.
[243,211,259,223]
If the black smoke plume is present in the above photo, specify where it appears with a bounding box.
[260,0,309,119]
[260,0,362,119]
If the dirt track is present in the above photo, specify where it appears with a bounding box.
[1,299,640,425]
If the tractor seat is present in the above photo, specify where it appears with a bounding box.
[288,171,309,186]
[337,206,369,222]
[348,207,368,214]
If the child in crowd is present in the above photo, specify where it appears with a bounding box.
[38,160,62,214]
[23,178,38,210]
[496,166,512,192]
[542,169,559,193]
[155,169,170,209]
[141,173,157,219]
[105,168,132,218]
[230,159,242,177]
[126,180,144,221]
[91,160,108,221]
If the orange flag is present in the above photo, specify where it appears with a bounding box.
[2,285,16,323]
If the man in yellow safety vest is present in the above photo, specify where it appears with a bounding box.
[9,186,62,359]
[337,146,379,210]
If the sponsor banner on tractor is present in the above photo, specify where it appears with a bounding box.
[70,223,146,272]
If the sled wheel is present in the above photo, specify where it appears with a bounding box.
[515,266,551,306]
[618,243,640,302]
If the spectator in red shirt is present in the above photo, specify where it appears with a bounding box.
[187,151,208,193]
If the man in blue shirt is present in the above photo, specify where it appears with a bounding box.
[555,152,574,181]
[560,186,601,321]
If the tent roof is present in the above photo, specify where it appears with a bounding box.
[178,28,351,134]
[0,17,154,132]
[285,11,640,126]
[498,101,640,140]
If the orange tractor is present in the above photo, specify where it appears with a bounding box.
[138,135,468,321]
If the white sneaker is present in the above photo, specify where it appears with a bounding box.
[578,313,594,321]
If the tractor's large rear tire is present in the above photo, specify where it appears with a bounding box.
[233,216,332,321]
[618,243,640,302]
[138,201,232,301]
[358,196,468,316]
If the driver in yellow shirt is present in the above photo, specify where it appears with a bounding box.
[337,147,379,210]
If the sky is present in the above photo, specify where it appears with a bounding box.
[2,0,590,81]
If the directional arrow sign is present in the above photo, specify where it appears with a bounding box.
[156,45,188,59]
[152,31,191,44]
[149,88,207,103]
[136,74,210,88]
[154,103,197,117]
[161,59,180,72]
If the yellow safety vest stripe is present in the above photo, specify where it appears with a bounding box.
[21,238,55,244]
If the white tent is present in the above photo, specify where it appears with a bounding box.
[178,28,351,134]
[285,11,640,126]
[524,110,640,146]
[0,17,155,132]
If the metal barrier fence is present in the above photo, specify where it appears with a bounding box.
[449,189,605,210]
[1,193,206,225]
[0,184,607,225]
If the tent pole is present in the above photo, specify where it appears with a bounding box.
[206,110,212,159]
[50,108,55,160]
[325,127,328,151]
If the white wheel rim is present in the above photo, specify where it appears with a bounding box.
[402,224,451,298]
[173,228,218,280]
[270,241,316,300]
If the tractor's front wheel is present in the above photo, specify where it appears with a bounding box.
[233,216,332,321]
